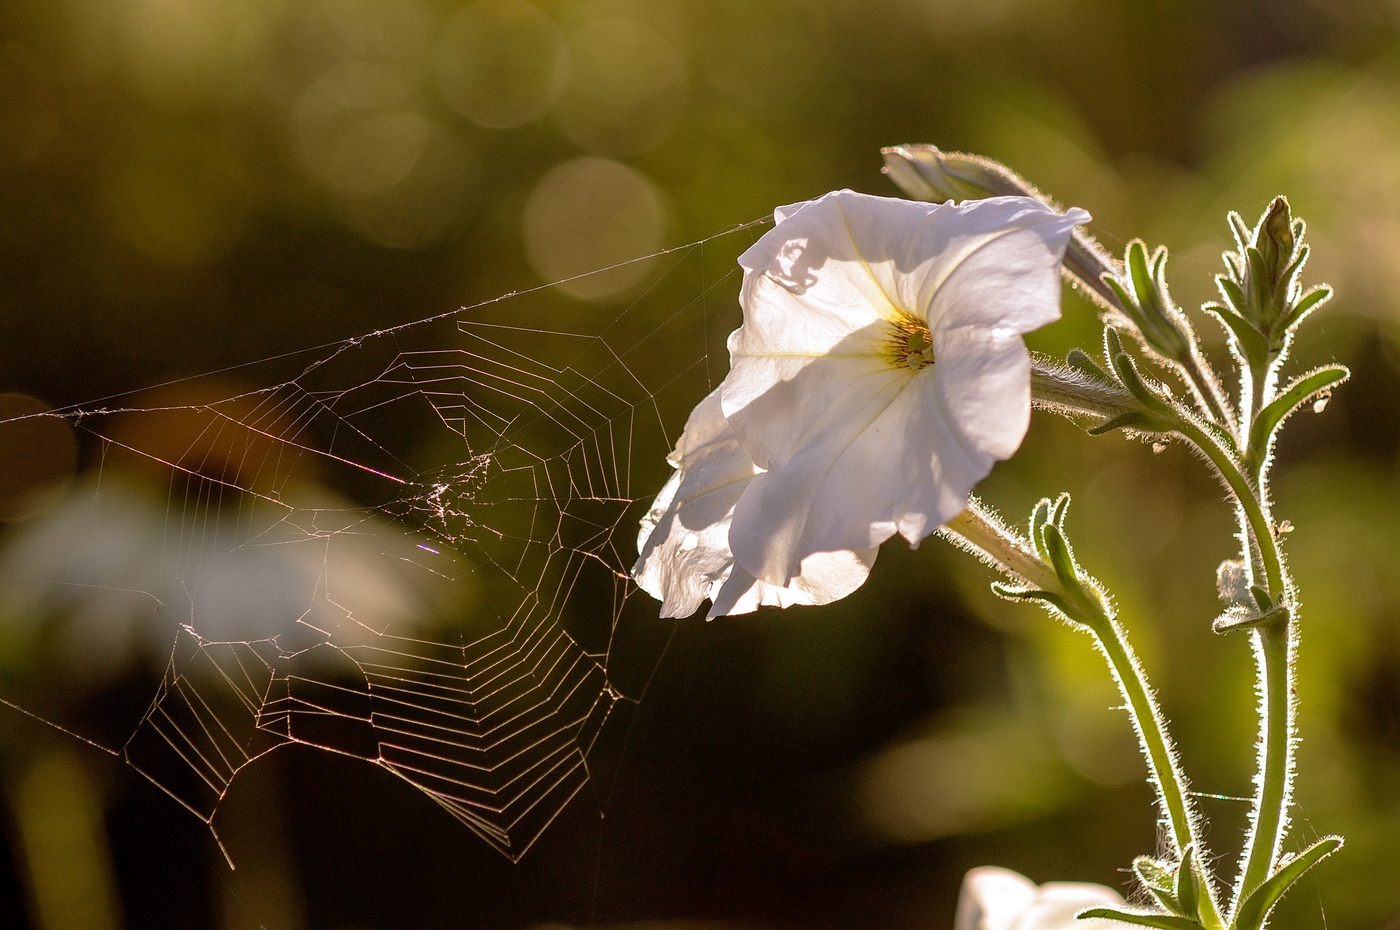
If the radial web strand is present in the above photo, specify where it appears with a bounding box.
[0,224,761,862]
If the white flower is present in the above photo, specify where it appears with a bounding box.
[721,190,1088,586]
[633,387,877,618]
[956,866,1131,930]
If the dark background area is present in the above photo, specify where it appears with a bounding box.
[3,1,1400,928]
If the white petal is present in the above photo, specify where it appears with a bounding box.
[633,388,877,617]
[721,190,1084,583]
[956,867,1038,930]
[955,868,1128,930]
[729,369,984,583]
[709,546,877,618]
[1016,882,1126,930]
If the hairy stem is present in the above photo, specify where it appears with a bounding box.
[1175,418,1296,923]
[943,502,1222,928]
[1091,615,1222,928]
[1236,621,1294,909]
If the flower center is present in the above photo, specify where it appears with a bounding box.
[885,316,935,371]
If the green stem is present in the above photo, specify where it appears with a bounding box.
[1175,420,1285,598]
[1174,418,1296,924]
[1235,621,1294,909]
[1181,342,1235,435]
[1091,616,1222,929]
[943,504,1222,929]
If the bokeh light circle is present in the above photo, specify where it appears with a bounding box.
[523,157,666,302]
[435,0,569,129]
[553,18,687,155]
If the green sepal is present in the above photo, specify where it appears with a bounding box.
[1231,836,1344,930]
[1028,498,1055,558]
[1087,412,1165,436]
[1134,857,1182,914]
[990,581,1070,616]
[1102,327,1174,415]
[1067,347,1113,384]
[1203,304,1269,371]
[1248,365,1349,456]
[1039,522,1080,593]
[1076,907,1202,929]
[1173,846,1200,923]
[1111,349,1174,415]
[1119,240,1191,360]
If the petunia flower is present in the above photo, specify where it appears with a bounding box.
[633,386,877,618]
[720,190,1088,586]
[955,866,1131,930]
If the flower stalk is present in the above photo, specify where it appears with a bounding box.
[943,501,1223,929]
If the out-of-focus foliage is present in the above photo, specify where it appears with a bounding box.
[3,1,1400,929]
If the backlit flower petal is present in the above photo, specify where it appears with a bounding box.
[956,867,1129,930]
[722,190,1086,585]
[633,388,876,618]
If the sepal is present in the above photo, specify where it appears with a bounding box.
[1016,494,1113,626]
[1106,240,1194,364]
[1230,836,1343,930]
[1133,856,1182,914]
[1211,197,1330,365]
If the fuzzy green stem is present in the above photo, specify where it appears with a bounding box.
[1174,417,1296,924]
[1235,621,1294,911]
[1181,342,1236,434]
[1092,614,1222,929]
[943,503,1222,928]
[1174,420,1285,598]
[942,505,1061,593]
[1029,356,1137,421]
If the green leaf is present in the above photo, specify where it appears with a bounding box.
[1231,836,1344,930]
[1174,846,1199,922]
[1248,365,1350,455]
[1278,285,1331,333]
[1087,411,1162,436]
[1077,907,1202,929]
[1067,348,1112,384]
[1133,857,1182,914]
[1202,304,1268,370]
[1040,522,1080,593]
[1215,276,1248,315]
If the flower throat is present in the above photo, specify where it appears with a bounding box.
[888,316,935,371]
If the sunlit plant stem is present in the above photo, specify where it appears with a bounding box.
[943,504,1224,929]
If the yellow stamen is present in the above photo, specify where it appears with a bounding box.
[884,314,935,371]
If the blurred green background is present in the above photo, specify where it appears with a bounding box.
[3,0,1400,928]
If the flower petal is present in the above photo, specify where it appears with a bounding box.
[956,867,1038,930]
[955,867,1127,930]
[721,190,1085,583]
[633,388,877,617]
[729,367,986,583]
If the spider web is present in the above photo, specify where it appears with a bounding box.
[0,221,763,862]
